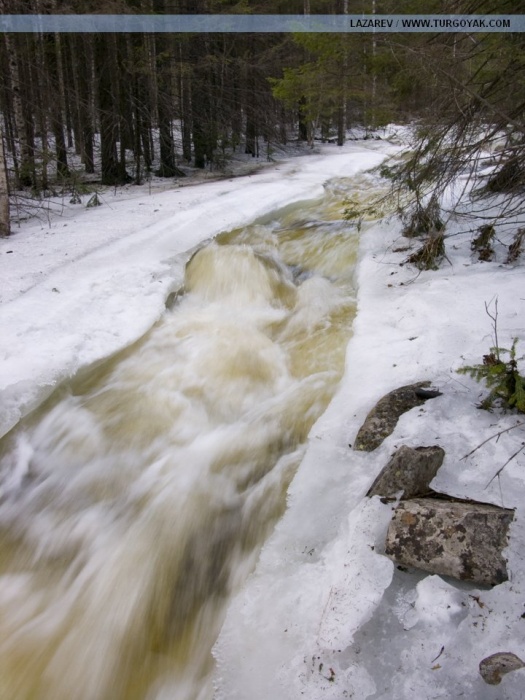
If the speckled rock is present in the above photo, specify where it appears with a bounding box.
[385,498,514,586]
[353,382,442,452]
[479,652,525,685]
[367,445,445,499]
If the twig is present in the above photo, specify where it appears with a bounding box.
[316,586,334,640]
[484,297,499,359]
[431,646,445,663]
[461,421,525,461]
[485,444,525,489]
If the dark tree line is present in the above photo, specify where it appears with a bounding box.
[0,0,427,200]
[1,0,523,240]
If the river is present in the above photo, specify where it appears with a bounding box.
[0,177,363,700]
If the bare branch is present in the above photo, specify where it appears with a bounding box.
[461,421,525,461]
[484,297,499,359]
[485,444,525,489]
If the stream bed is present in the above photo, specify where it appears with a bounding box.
[0,177,367,700]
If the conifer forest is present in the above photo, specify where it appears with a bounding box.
[1,0,525,239]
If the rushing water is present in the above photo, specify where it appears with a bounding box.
[0,179,362,700]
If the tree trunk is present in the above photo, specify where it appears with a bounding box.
[133,84,142,184]
[181,73,192,163]
[35,30,49,190]
[47,0,73,151]
[3,110,18,183]
[140,103,153,171]
[55,32,73,152]
[191,37,208,169]
[0,121,10,238]
[126,34,142,185]
[245,107,258,157]
[70,35,85,162]
[155,34,178,177]
[4,32,36,188]
[157,106,174,175]
[80,35,95,174]
[337,105,344,146]
[179,40,192,163]
[231,73,243,151]
[37,93,49,191]
[50,38,70,181]
[96,35,127,186]
[110,35,131,183]
[244,66,258,157]
[192,116,207,169]
[298,97,308,142]
[279,105,287,145]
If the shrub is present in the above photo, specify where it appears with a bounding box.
[406,232,446,270]
[402,194,444,238]
[459,338,525,413]
[471,224,496,262]
[506,229,525,264]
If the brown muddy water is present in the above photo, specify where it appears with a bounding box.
[0,176,374,700]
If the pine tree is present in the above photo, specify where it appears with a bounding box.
[0,120,9,238]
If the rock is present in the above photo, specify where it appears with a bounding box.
[479,652,525,685]
[385,498,514,586]
[367,445,445,499]
[353,382,442,452]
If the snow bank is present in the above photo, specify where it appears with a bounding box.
[213,159,525,698]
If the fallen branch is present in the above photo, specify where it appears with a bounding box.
[485,444,525,489]
[461,421,525,461]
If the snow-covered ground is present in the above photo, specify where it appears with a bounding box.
[1,133,524,699]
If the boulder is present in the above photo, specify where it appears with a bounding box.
[479,652,525,685]
[353,382,442,452]
[367,445,445,499]
[385,498,514,586]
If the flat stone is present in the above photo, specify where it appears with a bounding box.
[353,382,442,452]
[367,445,445,499]
[385,498,514,586]
[479,652,525,685]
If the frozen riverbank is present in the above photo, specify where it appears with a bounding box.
[213,148,525,699]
